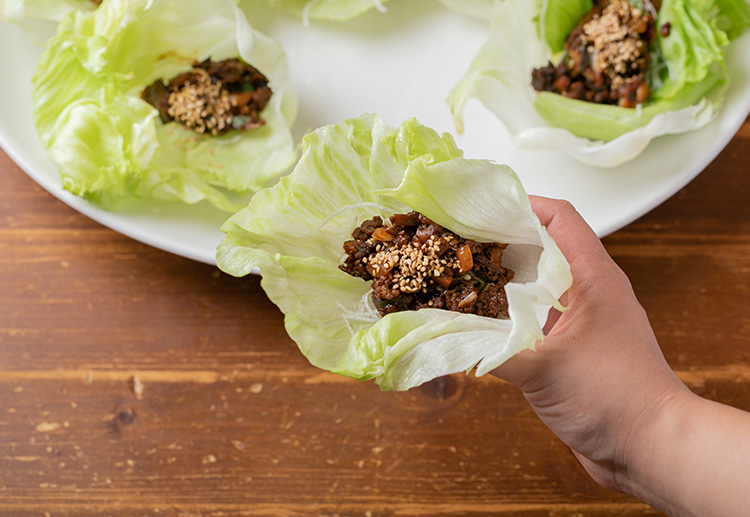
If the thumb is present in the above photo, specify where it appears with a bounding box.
[490,197,594,389]
[490,344,546,391]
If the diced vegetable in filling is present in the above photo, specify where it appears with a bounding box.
[141,58,272,135]
[532,0,661,107]
[339,211,515,318]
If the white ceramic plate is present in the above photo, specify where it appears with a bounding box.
[1,1,749,265]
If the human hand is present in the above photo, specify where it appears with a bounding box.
[492,196,689,492]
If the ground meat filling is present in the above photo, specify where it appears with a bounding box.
[339,212,515,318]
[141,58,272,135]
[532,0,661,108]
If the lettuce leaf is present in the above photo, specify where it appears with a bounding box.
[448,0,750,167]
[265,0,389,22]
[652,0,750,100]
[533,72,722,142]
[31,0,297,211]
[216,114,572,391]
[542,0,592,54]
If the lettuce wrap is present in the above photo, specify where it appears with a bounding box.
[31,0,297,212]
[448,0,750,167]
[216,114,572,391]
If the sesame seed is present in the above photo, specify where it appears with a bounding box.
[581,0,648,94]
[166,68,234,136]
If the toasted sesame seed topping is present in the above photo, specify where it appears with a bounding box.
[366,235,451,294]
[581,0,649,89]
[141,57,273,136]
[166,68,234,136]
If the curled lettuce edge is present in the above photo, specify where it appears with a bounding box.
[30,0,297,212]
[447,0,749,168]
[216,114,572,391]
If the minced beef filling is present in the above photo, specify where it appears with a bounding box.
[141,58,272,135]
[532,0,661,108]
[339,211,515,318]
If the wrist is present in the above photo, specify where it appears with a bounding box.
[613,385,698,512]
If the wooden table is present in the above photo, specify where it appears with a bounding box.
[1,120,748,516]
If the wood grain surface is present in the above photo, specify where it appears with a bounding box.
[1,118,748,516]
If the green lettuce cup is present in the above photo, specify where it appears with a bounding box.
[216,114,572,391]
[31,0,297,212]
[448,0,750,167]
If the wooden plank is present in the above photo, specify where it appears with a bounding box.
[0,375,642,510]
[603,127,750,375]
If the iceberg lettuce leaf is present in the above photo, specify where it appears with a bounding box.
[533,72,723,142]
[652,0,750,100]
[31,0,297,211]
[216,114,572,391]
[542,0,592,54]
